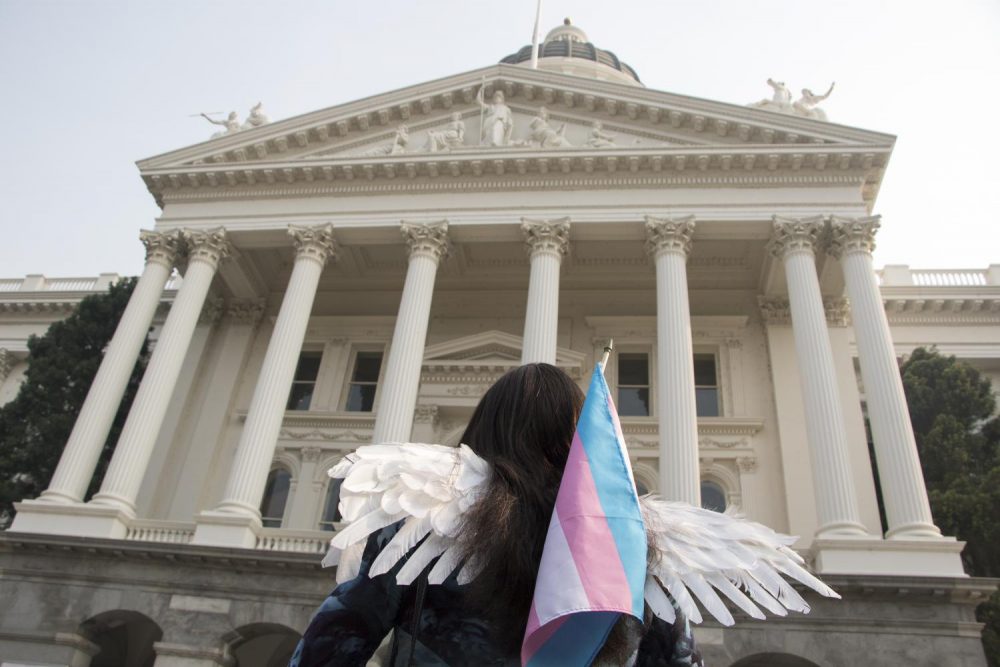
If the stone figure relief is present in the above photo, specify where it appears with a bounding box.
[201,111,241,138]
[361,125,410,156]
[242,102,270,129]
[527,106,573,148]
[793,83,835,121]
[586,120,617,148]
[477,86,513,146]
[749,78,835,120]
[425,112,466,152]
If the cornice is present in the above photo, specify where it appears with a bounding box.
[882,296,1000,325]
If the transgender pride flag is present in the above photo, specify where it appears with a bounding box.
[521,363,647,666]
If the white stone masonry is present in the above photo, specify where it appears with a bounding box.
[372,221,450,444]
[41,231,180,504]
[830,216,941,539]
[770,217,867,538]
[91,229,230,513]
[646,216,700,506]
[521,218,570,365]
[214,224,338,518]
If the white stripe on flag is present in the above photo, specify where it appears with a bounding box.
[532,510,590,627]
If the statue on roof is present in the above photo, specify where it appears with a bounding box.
[425,112,466,152]
[360,125,410,157]
[749,78,793,113]
[528,107,573,148]
[793,83,835,121]
[242,102,270,129]
[477,86,513,147]
[201,111,242,138]
[586,120,617,148]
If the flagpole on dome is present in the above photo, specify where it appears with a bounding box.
[529,0,542,69]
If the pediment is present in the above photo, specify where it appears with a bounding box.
[137,65,894,205]
[422,330,586,376]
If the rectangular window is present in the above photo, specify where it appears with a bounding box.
[286,351,323,411]
[694,354,720,417]
[345,351,383,412]
[617,352,650,417]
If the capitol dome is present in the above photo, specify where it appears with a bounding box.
[500,19,642,87]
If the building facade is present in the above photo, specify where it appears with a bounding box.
[1,22,998,667]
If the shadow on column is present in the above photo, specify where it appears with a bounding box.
[79,610,162,667]
[225,622,301,667]
[730,654,822,667]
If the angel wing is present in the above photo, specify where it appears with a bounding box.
[640,495,839,627]
[322,442,491,586]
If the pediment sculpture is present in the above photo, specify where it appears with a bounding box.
[749,78,835,121]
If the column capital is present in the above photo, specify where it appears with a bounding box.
[139,229,182,268]
[182,227,232,268]
[225,298,267,326]
[521,217,570,258]
[768,215,825,259]
[645,215,695,258]
[289,223,339,265]
[401,220,450,262]
[829,215,881,258]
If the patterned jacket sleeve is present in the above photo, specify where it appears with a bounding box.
[289,526,404,667]
[635,607,706,667]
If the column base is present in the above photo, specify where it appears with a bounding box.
[811,536,967,577]
[154,641,235,667]
[10,499,135,539]
[190,510,262,549]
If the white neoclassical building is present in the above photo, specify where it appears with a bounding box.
[1,20,998,667]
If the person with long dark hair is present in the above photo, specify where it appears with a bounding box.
[289,363,702,665]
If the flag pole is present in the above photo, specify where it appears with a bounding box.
[598,338,614,375]
[529,0,542,69]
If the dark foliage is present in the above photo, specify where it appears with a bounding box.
[0,278,149,527]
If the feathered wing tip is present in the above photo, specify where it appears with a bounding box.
[320,442,491,585]
[641,495,840,627]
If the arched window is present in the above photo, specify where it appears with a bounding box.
[259,468,292,528]
[319,478,343,531]
[700,480,727,513]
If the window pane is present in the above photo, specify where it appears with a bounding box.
[701,481,727,513]
[696,388,719,417]
[346,383,378,412]
[618,386,649,417]
[320,479,343,530]
[286,383,314,411]
[294,352,323,382]
[618,353,649,386]
[352,352,383,383]
[260,469,291,528]
[693,355,717,387]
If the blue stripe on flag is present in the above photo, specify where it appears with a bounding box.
[525,612,620,667]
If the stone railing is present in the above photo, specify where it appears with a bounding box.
[124,519,196,544]
[879,265,998,287]
[255,527,333,554]
[0,273,184,293]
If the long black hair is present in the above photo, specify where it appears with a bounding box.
[456,363,585,653]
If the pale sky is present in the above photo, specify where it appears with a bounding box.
[1,0,998,278]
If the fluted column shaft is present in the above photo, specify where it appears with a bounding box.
[42,231,181,503]
[215,225,338,517]
[372,222,450,444]
[646,216,700,506]
[91,229,230,512]
[831,216,940,539]
[521,218,570,365]
[771,217,867,537]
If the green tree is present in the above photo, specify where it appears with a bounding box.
[0,278,149,527]
[900,347,1000,666]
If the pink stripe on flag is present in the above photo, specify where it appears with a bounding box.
[555,432,632,610]
[531,511,590,628]
[522,612,567,663]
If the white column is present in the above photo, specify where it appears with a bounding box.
[521,218,569,365]
[645,216,700,506]
[372,221,450,444]
[39,231,181,504]
[831,216,941,539]
[213,224,337,518]
[90,228,230,513]
[770,217,867,538]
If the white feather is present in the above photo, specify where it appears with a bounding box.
[644,575,676,624]
[641,495,838,626]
